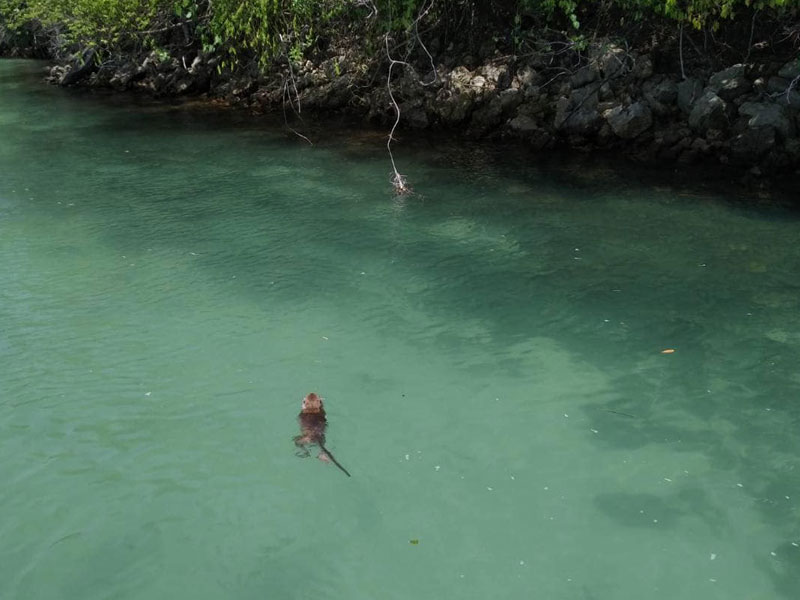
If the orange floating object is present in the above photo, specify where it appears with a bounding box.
[661,348,676,354]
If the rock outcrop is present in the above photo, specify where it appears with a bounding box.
[40,42,800,172]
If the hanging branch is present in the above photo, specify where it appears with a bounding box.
[382,0,437,195]
[414,0,438,86]
[384,32,411,195]
[278,32,312,145]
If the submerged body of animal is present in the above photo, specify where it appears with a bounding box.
[293,393,351,477]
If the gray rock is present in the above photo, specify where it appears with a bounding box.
[570,65,598,89]
[479,64,509,88]
[732,127,776,159]
[590,43,627,78]
[767,76,790,94]
[709,64,745,87]
[688,91,728,132]
[470,75,487,91]
[554,87,602,134]
[60,48,96,86]
[404,105,429,129]
[707,64,750,101]
[516,65,538,88]
[605,102,653,139]
[644,78,678,115]
[448,66,473,90]
[778,59,800,81]
[470,97,504,131]
[650,79,678,105]
[739,102,795,139]
[677,78,703,114]
[508,115,538,134]
[434,88,475,125]
[766,76,800,109]
[497,89,523,114]
[632,55,653,80]
[598,82,613,101]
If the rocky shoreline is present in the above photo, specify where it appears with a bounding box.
[44,40,800,174]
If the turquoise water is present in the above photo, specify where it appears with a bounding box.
[2,58,800,600]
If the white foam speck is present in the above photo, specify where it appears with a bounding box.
[710,553,716,560]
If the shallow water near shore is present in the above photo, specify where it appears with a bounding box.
[2,59,800,600]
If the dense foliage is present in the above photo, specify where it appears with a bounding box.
[1,0,797,66]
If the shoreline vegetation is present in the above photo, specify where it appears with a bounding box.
[1,1,799,184]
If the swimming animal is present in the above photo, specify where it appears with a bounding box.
[293,393,351,477]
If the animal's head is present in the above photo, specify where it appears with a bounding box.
[302,393,324,413]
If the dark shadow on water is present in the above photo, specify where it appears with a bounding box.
[595,485,730,533]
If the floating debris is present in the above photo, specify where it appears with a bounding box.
[409,539,419,545]
[661,348,676,354]
[710,553,717,560]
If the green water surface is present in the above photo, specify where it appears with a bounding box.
[2,59,800,600]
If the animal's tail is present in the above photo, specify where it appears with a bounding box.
[319,443,351,477]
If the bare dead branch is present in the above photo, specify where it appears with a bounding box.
[384,33,411,195]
